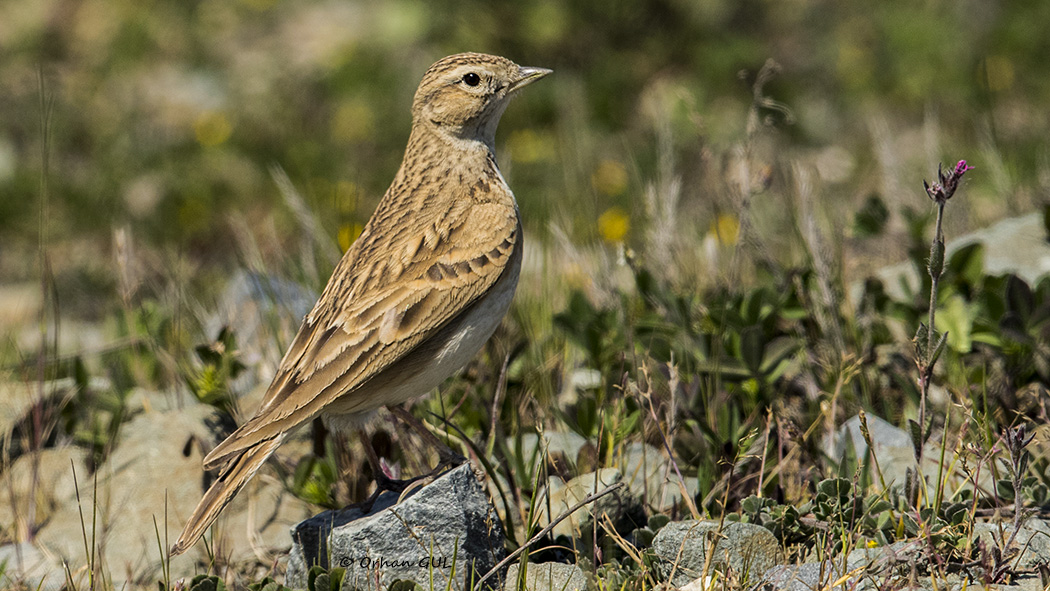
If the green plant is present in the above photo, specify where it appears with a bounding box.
[289,441,342,509]
[247,577,293,591]
[184,326,246,414]
[185,574,226,591]
[306,565,345,591]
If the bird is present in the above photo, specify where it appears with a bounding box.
[171,52,550,556]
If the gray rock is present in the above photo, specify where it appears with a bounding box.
[503,562,588,591]
[992,575,1049,591]
[287,463,506,590]
[829,414,969,489]
[618,442,697,512]
[844,540,924,571]
[759,563,829,591]
[33,404,313,586]
[536,469,644,542]
[651,520,781,587]
[758,541,942,591]
[859,213,1050,303]
[0,445,88,534]
[974,519,1050,570]
[679,574,720,591]
[0,543,65,591]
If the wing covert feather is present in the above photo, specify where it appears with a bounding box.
[203,200,518,468]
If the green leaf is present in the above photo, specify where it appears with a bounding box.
[741,495,766,515]
[853,194,890,238]
[944,503,968,526]
[739,325,764,376]
[633,527,656,547]
[908,419,923,462]
[743,289,768,325]
[914,323,929,361]
[648,514,671,531]
[188,575,226,591]
[759,337,800,377]
[876,511,892,530]
[612,409,641,443]
[996,479,1016,501]
[1005,274,1034,325]
[307,566,327,591]
[867,499,892,515]
[328,568,345,591]
[946,243,985,287]
[248,578,289,591]
[901,512,920,536]
[935,294,973,353]
[817,478,852,498]
[928,331,949,368]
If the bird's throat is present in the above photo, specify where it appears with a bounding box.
[392,123,503,201]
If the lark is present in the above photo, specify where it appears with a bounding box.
[171,53,550,555]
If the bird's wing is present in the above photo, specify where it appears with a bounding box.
[203,195,519,468]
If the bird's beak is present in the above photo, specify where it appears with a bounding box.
[509,66,552,92]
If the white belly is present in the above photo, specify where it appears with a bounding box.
[321,244,521,433]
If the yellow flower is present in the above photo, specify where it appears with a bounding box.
[333,99,375,143]
[710,213,740,245]
[194,111,232,147]
[508,129,555,163]
[338,223,364,253]
[591,160,628,196]
[597,207,630,243]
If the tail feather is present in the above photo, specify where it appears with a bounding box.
[170,435,284,556]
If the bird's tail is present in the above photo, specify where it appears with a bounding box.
[170,435,284,556]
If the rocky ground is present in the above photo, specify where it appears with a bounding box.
[2,214,1050,590]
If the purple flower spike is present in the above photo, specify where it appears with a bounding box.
[954,160,974,176]
[924,159,973,204]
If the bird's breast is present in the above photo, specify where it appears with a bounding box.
[321,225,523,431]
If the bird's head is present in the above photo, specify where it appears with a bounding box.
[411,53,551,148]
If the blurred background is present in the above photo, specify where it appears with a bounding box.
[2,0,1050,585]
[3,0,1047,303]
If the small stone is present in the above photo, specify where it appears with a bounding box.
[617,441,696,512]
[536,469,644,542]
[651,520,782,587]
[759,563,830,591]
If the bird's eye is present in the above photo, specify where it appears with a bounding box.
[462,72,481,86]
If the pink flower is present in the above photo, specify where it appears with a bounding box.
[924,159,973,203]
